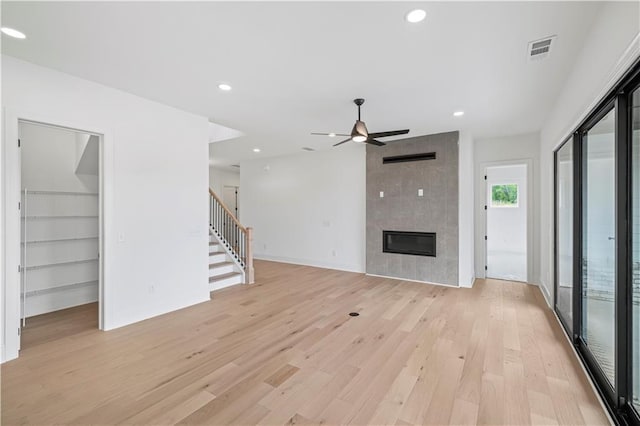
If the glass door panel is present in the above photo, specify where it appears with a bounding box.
[556,141,574,332]
[632,87,640,411]
[582,107,616,387]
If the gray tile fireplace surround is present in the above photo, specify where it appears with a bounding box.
[366,131,459,286]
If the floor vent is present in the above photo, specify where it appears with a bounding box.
[349,312,360,317]
[528,36,556,61]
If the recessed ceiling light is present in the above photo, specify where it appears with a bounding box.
[1,27,26,39]
[328,133,336,138]
[253,148,261,153]
[453,111,465,117]
[218,83,232,91]
[405,9,426,23]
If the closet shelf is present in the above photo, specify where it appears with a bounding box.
[25,258,98,270]
[24,190,98,196]
[21,236,98,245]
[22,215,98,219]
[23,280,97,297]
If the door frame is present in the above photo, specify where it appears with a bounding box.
[479,158,534,283]
[552,59,640,425]
[575,99,619,406]
[2,108,112,362]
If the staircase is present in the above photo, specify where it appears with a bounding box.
[209,188,254,291]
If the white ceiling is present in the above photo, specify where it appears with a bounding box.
[2,1,602,167]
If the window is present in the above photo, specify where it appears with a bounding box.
[490,184,519,207]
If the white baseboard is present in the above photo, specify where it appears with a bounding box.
[365,273,459,289]
[539,281,553,308]
[254,254,364,274]
[459,276,476,289]
[549,308,615,426]
[102,295,211,331]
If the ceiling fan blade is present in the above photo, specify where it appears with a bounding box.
[333,138,352,147]
[366,139,386,146]
[368,129,409,138]
[311,132,350,136]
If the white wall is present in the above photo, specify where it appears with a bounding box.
[240,144,366,272]
[22,123,97,192]
[209,166,240,196]
[2,56,210,361]
[474,132,540,283]
[539,2,640,305]
[458,131,475,287]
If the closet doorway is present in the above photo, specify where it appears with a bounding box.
[18,121,102,350]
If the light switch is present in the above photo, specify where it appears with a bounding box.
[418,189,424,197]
[380,191,384,198]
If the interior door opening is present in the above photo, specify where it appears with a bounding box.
[223,185,239,219]
[485,164,528,282]
[18,120,102,350]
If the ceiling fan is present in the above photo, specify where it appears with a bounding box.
[311,98,409,147]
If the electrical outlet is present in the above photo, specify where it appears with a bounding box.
[418,189,424,197]
[118,232,125,242]
[380,191,384,198]
[331,249,337,257]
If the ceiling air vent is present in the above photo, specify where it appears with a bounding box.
[527,35,556,61]
[231,164,240,168]
[302,147,315,152]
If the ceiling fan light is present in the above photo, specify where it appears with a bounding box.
[352,135,367,143]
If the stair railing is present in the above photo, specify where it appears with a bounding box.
[209,188,254,284]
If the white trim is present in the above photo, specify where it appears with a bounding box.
[254,254,364,274]
[2,109,111,362]
[551,33,640,152]
[479,158,534,284]
[539,280,553,308]
[459,277,476,289]
[549,306,615,426]
[365,273,459,289]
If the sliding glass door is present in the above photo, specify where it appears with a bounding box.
[581,106,617,387]
[554,62,640,425]
[632,85,640,414]
[555,139,574,333]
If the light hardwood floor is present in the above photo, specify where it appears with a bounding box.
[2,260,608,425]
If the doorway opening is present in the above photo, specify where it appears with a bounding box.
[223,185,239,219]
[18,120,101,350]
[485,163,528,282]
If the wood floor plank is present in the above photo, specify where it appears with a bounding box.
[1,261,607,425]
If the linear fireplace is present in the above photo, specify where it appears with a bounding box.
[382,231,436,257]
